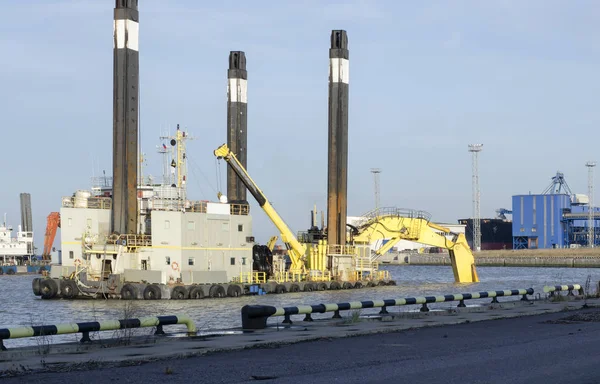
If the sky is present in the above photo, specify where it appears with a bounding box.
[1,0,599,252]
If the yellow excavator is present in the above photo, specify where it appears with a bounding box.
[349,208,479,283]
[214,143,479,283]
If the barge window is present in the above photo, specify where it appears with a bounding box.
[165,256,171,265]
[187,221,195,230]
[242,257,246,265]
[69,251,74,259]
[188,257,194,266]
[230,257,235,265]
[165,220,170,229]
[68,218,72,227]
[238,224,243,232]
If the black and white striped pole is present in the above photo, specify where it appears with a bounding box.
[0,315,196,351]
[226,51,248,205]
[112,0,140,234]
[327,30,350,249]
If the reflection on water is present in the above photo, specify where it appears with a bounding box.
[1,265,597,347]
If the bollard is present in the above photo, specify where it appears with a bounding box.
[420,304,429,312]
[241,305,278,330]
[379,306,389,315]
[457,300,466,308]
[303,314,313,322]
[332,310,342,319]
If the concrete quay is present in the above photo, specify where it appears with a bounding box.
[382,249,600,267]
[1,295,598,380]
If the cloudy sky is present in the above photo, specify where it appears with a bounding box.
[1,0,599,250]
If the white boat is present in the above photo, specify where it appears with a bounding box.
[0,214,34,266]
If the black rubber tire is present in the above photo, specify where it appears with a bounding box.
[143,284,162,300]
[329,281,341,290]
[6,268,15,275]
[303,283,314,292]
[227,285,242,297]
[188,286,204,299]
[387,280,397,286]
[120,284,138,300]
[60,279,78,299]
[171,286,188,300]
[289,284,300,293]
[209,284,226,298]
[354,282,363,289]
[40,279,58,300]
[32,277,41,296]
[38,266,47,274]
[342,282,353,289]
[316,282,327,291]
[367,281,376,288]
[0,268,3,275]
[275,284,287,294]
[377,281,387,286]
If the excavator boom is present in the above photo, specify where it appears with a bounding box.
[42,212,60,260]
[214,144,306,273]
[352,207,479,283]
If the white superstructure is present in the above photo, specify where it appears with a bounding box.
[0,217,34,265]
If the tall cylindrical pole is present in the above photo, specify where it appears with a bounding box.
[226,51,248,205]
[468,144,483,252]
[327,30,349,247]
[586,161,596,247]
[112,0,139,234]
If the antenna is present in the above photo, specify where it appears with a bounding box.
[586,161,596,248]
[371,168,382,214]
[468,144,483,252]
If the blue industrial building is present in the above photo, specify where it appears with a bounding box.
[512,172,600,249]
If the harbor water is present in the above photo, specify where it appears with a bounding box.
[1,265,598,348]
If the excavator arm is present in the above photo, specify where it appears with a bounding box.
[42,212,61,261]
[267,235,278,252]
[352,208,479,283]
[214,144,306,273]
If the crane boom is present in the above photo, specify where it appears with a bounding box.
[214,144,306,273]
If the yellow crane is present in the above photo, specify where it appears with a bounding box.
[214,144,307,274]
[350,208,479,283]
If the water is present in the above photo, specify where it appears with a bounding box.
[1,265,597,347]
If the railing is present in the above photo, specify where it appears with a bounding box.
[241,288,534,329]
[353,207,432,229]
[230,204,250,216]
[62,196,112,210]
[327,245,356,255]
[233,272,267,284]
[543,284,584,296]
[0,314,197,351]
[106,234,152,248]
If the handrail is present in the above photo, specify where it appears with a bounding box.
[543,284,584,296]
[0,314,197,351]
[241,288,534,329]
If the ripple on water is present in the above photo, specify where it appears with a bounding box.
[1,265,597,347]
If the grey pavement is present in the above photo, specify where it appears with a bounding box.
[2,298,600,383]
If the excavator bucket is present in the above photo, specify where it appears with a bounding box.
[449,233,479,283]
